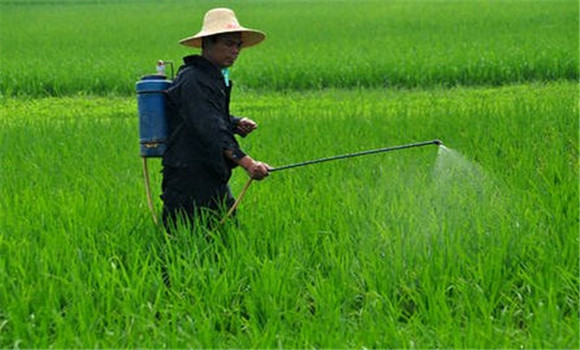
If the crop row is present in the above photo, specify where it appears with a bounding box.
[0,0,578,96]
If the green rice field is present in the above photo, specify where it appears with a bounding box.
[0,0,578,348]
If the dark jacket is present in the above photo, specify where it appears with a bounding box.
[162,55,246,183]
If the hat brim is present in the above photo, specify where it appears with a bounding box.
[179,29,266,48]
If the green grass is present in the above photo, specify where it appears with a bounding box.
[0,0,578,348]
[0,0,578,96]
[1,82,578,348]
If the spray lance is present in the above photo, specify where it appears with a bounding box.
[219,139,444,224]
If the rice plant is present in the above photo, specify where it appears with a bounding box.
[1,82,578,348]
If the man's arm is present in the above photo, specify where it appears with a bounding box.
[224,151,269,180]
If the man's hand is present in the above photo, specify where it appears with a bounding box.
[239,156,270,180]
[237,117,257,136]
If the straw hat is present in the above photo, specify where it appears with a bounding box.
[179,8,266,48]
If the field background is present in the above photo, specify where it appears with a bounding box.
[1,0,578,95]
[0,0,579,349]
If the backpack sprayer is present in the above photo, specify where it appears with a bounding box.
[136,60,174,226]
[137,60,443,226]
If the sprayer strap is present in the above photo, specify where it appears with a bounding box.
[163,65,195,155]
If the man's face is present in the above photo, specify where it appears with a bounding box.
[203,33,243,68]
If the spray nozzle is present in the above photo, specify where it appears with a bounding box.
[433,139,443,146]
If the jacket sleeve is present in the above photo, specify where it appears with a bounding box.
[175,70,246,166]
[230,115,252,138]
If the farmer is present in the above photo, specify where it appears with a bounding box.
[161,8,270,230]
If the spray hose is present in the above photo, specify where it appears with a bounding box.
[142,157,160,227]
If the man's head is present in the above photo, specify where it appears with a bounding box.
[201,32,243,68]
[179,8,265,52]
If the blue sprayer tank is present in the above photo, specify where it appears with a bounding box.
[136,65,172,157]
